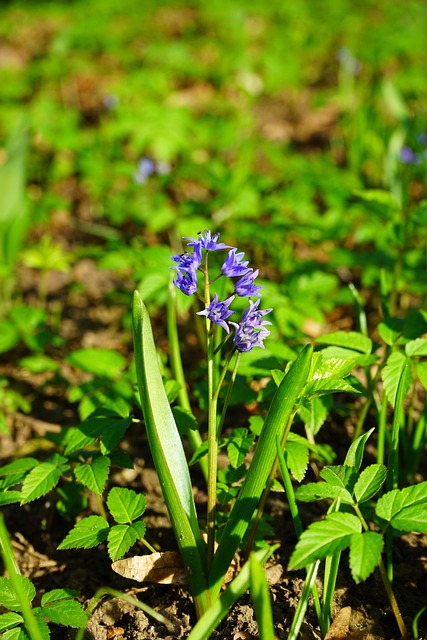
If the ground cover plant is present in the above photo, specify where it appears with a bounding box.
[0,0,427,638]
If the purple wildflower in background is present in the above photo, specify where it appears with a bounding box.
[400,146,419,165]
[197,294,235,332]
[221,248,250,278]
[234,269,263,297]
[134,157,156,184]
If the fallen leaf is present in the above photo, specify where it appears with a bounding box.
[112,551,187,585]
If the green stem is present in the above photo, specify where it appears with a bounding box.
[167,280,208,480]
[244,410,297,559]
[215,350,240,438]
[0,514,45,640]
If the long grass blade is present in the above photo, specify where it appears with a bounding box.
[209,345,313,599]
[132,291,210,615]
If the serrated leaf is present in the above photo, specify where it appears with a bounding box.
[64,412,132,456]
[285,440,309,482]
[344,428,375,470]
[376,481,427,532]
[349,531,384,583]
[405,338,427,357]
[39,599,86,628]
[31,615,50,640]
[0,491,22,506]
[382,351,412,408]
[74,456,110,494]
[320,465,357,491]
[107,522,146,561]
[315,331,372,355]
[354,464,387,504]
[172,406,198,435]
[66,348,126,379]
[295,482,353,504]
[109,450,134,469]
[0,458,39,477]
[227,429,254,468]
[41,589,79,605]
[0,576,35,611]
[107,487,147,523]
[2,628,22,640]
[378,318,404,346]
[289,512,361,570]
[57,515,109,550]
[20,455,69,504]
[0,612,24,632]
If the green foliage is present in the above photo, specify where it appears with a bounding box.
[58,487,148,561]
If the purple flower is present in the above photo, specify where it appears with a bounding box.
[240,298,272,327]
[185,231,232,264]
[230,322,270,352]
[197,294,235,333]
[221,248,250,278]
[134,157,156,184]
[173,268,198,296]
[234,269,263,297]
[400,146,418,164]
[171,251,201,272]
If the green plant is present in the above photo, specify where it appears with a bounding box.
[286,430,427,640]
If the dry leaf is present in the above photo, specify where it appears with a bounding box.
[112,551,187,585]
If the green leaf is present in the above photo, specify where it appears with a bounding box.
[132,292,209,615]
[18,354,59,374]
[349,531,384,583]
[249,555,275,640]
[354,189,400,210]
[305,355,358,398]
[107,522,146,561]
[227,429,254,468]
[417,362,427,391]
[107,487,147,523]
[0,321,20,354]
[0,458,39,477]
[66,348,126,379]
[20,455,69,504]
[0,612,24,632]
[299,395,332,436]
[353,464,387,504]
[30,615,50,640]
[211,345,312,600]
[2,628,22,640]
[0,576,35,611]
[64,412,132,456]
[74,456,110,494]
[320,465,357,491]
[172,406,198,435]
[405,338,427,358]
[378,318,404,346]
[382,351,412,408]
[285,440,309,482]
[40,589,79,605]
[289,512,361,570]
[376,482,427,532]
[57,515,109,550]
[344,428,375,470]
[315,331,372,355]
[295,482,353,504]
[39,599,86,628]
[0,491,22,506]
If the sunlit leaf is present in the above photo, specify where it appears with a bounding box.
[107,522,146,561]
[289,512,361,570]
[349,531,383,583]
[382,351,412,408]
[20,455,69,504]
[0,576,35,611]
[74,456,110,494]
[57,515,109,550]
[107,487,147,523]
[353,464,387,504]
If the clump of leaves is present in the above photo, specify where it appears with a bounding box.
[0,578,86,640]
[58,487,148,561]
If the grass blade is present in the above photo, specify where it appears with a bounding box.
[132,291,209,615]
[209,345,312,599]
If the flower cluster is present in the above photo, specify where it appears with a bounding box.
[172,231,272,352]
